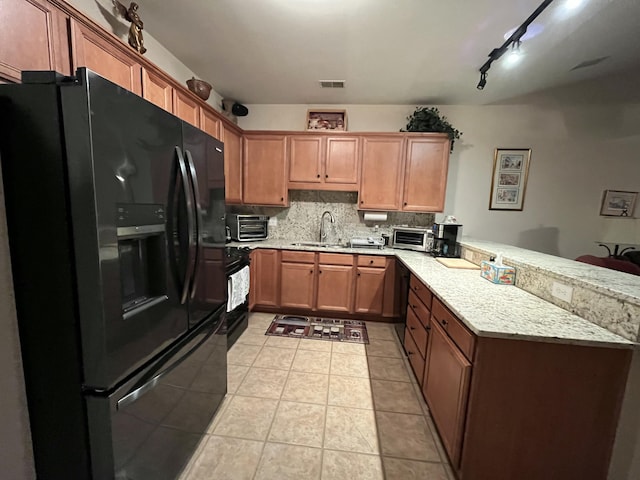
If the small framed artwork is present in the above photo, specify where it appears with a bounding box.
[489,148,531,211]
[600,190,637,216]
[306,109,347,131]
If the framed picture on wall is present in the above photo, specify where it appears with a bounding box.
[489,148,531,211]
[306,109,347,131]
[600,190,637,216]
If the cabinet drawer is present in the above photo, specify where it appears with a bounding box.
[407,306,428,358]
[408,290,430,328]
[281,250,315,263]
[409,275,433,310]
[357,255,386,267]
[432,297,475,361]
[318,252,353,266]
[404,327,425,385]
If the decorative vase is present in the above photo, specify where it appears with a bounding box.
[186,77,212,101]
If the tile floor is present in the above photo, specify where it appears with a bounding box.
[180,313,454,480]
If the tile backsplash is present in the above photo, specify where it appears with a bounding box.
[228,190,435,243]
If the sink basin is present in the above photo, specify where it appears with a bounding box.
[290,242,348,249]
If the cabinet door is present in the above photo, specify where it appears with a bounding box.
[354,266,386,314]
[141,68,173,111]
[358,136,404,210]
[250,249,280,307]
[173,90,200,127]
[325,136,359,184]
[222,125,243,204]
[423,320,472,467]
[289,135,323,183]
[402,137,450,212]
[0,0,70,82]
[243,134,288,206]
[316,264,354,312]
[200,108,221,139]
[280,262,315,309]
[71,19,141,95]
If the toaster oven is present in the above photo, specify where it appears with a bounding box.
[226,214,268,241]
[391,226,433,252]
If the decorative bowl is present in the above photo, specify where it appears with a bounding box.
[186,77,212,100]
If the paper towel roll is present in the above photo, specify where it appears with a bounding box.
[363,212,388,222]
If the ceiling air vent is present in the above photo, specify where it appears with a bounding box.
[570,56,610,71]
[319,80,345,88]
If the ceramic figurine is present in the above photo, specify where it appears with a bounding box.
[113,1,147,55]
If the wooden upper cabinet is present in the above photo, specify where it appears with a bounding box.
[0,0,71,82]
[358,136,404,210]
[402,136,450,212]
[243,134,288,206]
[70,19,141,95]
[289,136,323,183]
[222,124,243,204]
[200,108,221,139]
[173,89,200,127]
[325,136,359,184]
[288,134,359,190]
[141,68,173,111]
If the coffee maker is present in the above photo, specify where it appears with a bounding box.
[431,223,462,257]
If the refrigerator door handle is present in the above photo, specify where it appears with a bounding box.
[184,149,204,300]
[116,314,225,410]
[176,146,197,305]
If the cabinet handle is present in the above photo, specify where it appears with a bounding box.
[442,319,448,326]
[407,350,413,356]
[357,273,361,277]
[325,174,328,178]
[281,197,284,201]
[317,174,320,178]
[426,325,431,331]
[310,269,313,273]
[319,270,322,274]
[409,326,415,330]
[369,260,373,264]
[404,202,407,206]
[360,200,364,204]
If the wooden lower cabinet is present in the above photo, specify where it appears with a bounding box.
[280,262,315,309]
[423,320,472,468]
[249,249,279,308]
[316,264,353,312]
[404,325,425,385]
[354,266,386,315]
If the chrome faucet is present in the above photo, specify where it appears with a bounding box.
[319,211,335,243]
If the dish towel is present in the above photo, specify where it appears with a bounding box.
[227,265,250,312]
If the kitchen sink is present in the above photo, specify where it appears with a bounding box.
[290,242,349,249]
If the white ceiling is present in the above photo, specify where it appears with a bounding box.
[139,0,640,105]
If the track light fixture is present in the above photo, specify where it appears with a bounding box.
[477,72,487,90]
[476,0,555,90]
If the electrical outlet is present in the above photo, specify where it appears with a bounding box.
[268,217,277,227]
[551,282,573,303]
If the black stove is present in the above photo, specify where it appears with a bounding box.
[224,246,251,349]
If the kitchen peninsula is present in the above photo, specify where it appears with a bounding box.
[236,237,636,480]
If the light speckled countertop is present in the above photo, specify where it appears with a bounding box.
[229,239,635,348]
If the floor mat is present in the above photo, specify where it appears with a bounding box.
[266,314,369,344]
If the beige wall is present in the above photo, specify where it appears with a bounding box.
[239,101,640,261]
[64,0,224,110]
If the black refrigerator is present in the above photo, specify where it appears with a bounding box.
[0,68,227,479]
